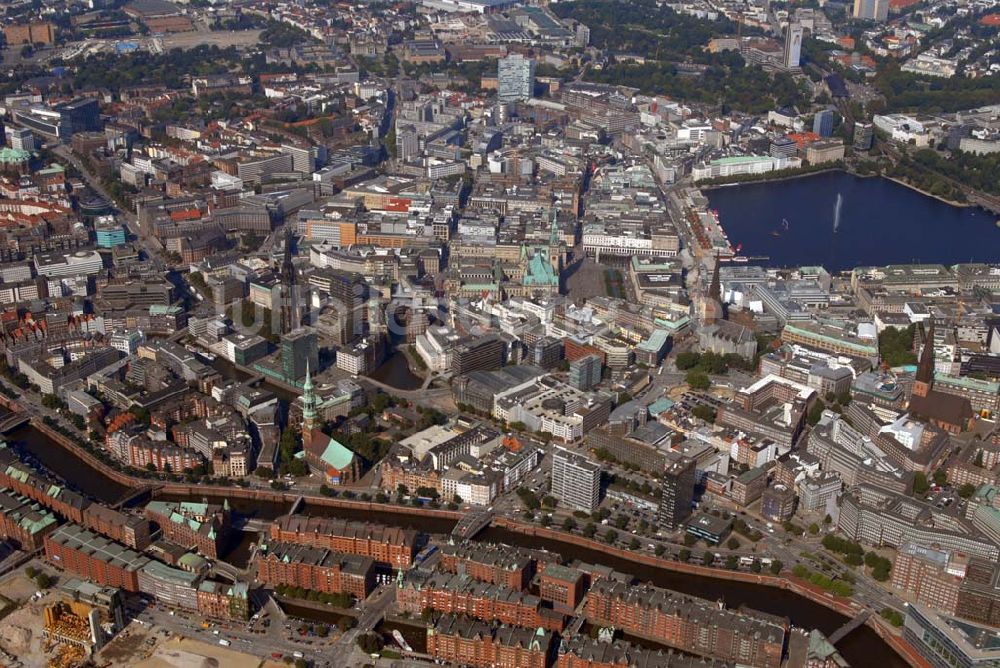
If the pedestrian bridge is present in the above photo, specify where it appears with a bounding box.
[829,609,872,644]
[233,516,270,532]
[0,413,29,434]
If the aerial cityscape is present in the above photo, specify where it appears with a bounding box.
[0,0,997,666]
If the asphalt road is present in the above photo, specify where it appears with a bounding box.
[51,143,166,257]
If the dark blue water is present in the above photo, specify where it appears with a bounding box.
[705,171,999,271]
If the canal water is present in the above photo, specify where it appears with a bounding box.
[13,424,907,667]
[214,346,423,396]
[479,527,907,668]
[705,171,999,271]
[279,600,354,629]
[378,619,428,654]
[367,352,423,391]
[8,425,129,504]
[224,530,260,569]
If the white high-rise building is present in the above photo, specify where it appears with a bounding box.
[497,54,536,102]
[551,447,601,512]
[5,126,36,151]
[397,124,420,162]
[784,23,803,69]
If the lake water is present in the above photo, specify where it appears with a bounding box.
[705,171,1000,271]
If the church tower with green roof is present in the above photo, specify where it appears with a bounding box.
[301,362,318,443]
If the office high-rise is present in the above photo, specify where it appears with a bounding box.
[5,126,36,151]
[532,337,564,369]
[281,327,319,382]
[498,54,536,102]
[853,122,874,150]
[853,0,888,21]
[658,456,696,531]
[452,334,505,376]
[397,124,419,162]
[813,109,835,137]
[551,448,601,512]
[326,270,368,345]
[783,23,803,69]
[568,354,602,391]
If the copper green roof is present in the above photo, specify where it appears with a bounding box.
[319,437,355,470]
[648,398,674,416]
[140,560,199,587]
[783,323,878,356]
[524,249,559,286]
[0,148,30,163]
[636,329,670,352]
[654,316,690,331]
[179,552,208,571]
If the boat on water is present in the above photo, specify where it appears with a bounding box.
[770,231,781,237]
[392,630,413,652]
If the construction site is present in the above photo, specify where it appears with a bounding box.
[42,599,102,668]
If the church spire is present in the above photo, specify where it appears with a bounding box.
[709,252,722,304]
[913,320,935,398]
[916,320,935,382]
[303,360,313,392]
[302,361,317,427]
[279,226,299,334]
[700,253,724,326]
[281,226,295,284]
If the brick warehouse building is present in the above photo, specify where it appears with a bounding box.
[0,489,58,550]
[439,541,557,591]
[398,571,565,631]
[585,580,786,668]
[45,524,249,622]
[254,541,375,599]
[0,446,151,549]
[890,542,966,615]
[427,614,553,668]
[144,500,231,559]
[269,515,416,569]
[539,564,587,613]
[196,581,250,621]
[44,524,149,592]
[555,635,732,668]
